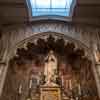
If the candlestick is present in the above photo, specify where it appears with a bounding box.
[62,76,64,86]
[29,79,32,89]
[78,84,81,95]
[69,79,72,90]
[66,80,68,89]
[76,97,79,100]
[0,66,3,76]
[18,84,22,94]
[37,78,40,85]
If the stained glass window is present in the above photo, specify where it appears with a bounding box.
[30,0,73,16]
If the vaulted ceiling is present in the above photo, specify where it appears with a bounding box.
[0,0,100,28]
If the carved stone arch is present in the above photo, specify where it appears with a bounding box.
[7,32,99,95]
[8,32,92,60]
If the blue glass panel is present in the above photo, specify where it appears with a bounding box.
[30,0,35,8]
[30,0,73,16]
[66,0,73,8]
[36,0,50,8]
[52,0,66,8]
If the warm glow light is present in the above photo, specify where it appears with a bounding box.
[30,0,73,16]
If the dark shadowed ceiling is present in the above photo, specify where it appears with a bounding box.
[73,0,100,26]
[0,0,100,28]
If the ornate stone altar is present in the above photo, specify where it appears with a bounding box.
[40,86,61,100]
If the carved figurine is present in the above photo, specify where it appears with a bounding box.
[44,50,58,86]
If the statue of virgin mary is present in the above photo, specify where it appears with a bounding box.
[44,50,58,86]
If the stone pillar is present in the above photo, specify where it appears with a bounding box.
[92,46,100,98]
[0,45,9,97]
[95,63,100,97]
[0,61,6,97]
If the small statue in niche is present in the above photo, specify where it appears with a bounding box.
[93,44,100,78]
[94,44,100,63]
[44,50,58,86]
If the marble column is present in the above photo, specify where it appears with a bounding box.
[94,63,100,98]
[0,61,6,97]
[92,49,100,98]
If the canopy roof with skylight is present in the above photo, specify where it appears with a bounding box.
[30,0,73,16]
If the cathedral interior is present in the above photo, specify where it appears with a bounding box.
[0,0,100,100]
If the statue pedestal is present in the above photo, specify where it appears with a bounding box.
[40,85,61,100]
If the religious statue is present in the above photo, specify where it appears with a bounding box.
[93,44,100,63]
[94,50,100,63]
[44,50,58,86]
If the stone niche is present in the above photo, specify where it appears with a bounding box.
[0,35,99,100]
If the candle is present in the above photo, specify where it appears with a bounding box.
[69,80,72,90]
[76,97,79,100]
[62,76,64,86]
[66,80,68,89]
[29,79,32,88]
[19,84,22,94]
[37,77,40,85]
[0,66,3,76]
[78,84,81,95]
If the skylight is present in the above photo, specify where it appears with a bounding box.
[30,0,73,16]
